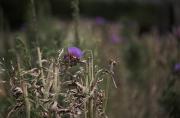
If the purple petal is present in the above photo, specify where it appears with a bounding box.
[174,63,180,71]
[110,34,121,44]
[174,27,180,38]
[95,16,106,25]
[68,47,83,58]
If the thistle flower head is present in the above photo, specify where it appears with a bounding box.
[67,47,83,59]
[63,47,83,66]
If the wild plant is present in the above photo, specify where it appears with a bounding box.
[2,47,117,118]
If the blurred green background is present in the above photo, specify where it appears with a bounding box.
[1,0,180,118]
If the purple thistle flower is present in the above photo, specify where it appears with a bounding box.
[95,16,107,25]
[173,27,180,38]
[175,63,180,71]
[110,33,121,44]
[63,47,83,66]
[67,47,83,59]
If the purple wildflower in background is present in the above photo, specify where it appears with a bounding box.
[173,27,180,38]
[174,63,180,72]
[110,33,121,44]
[108,24,122,44]
[68,47,83,59]
[95,16,107,25]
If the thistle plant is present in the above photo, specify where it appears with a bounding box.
[4,47,117,118]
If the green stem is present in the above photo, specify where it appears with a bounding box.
[103,75,110,113]
[72,0,80,46]
[90,51,94,118]
[23,82,31,118]
[29,0,39,49]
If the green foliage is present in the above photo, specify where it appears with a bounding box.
[123,39,150,84]
[159,74,180,118]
